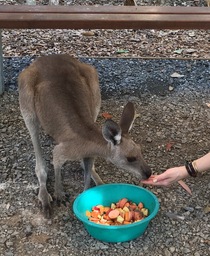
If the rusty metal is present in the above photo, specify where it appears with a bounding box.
[0,6,210,30]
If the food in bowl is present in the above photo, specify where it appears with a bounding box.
[86,197,149,225]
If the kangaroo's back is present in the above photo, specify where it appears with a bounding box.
[18,54,101,142]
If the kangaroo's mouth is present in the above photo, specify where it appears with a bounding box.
[141,170,152,181]
[128,168,151,181]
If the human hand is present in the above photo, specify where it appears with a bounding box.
[141,166,189,187]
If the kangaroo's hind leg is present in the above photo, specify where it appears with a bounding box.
[19,82,52,218]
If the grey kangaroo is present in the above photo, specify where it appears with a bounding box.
[18,54,151,218]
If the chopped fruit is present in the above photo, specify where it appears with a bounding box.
[141,208,149,217]
[86,198,149,226]
[138,202,144,210]
[111,203,116,209]
[116,215,124,223]
[118,198,128,208]
[85,210,91,218]
[108,209,120,219]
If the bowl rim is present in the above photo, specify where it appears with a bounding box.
[73,183,160,229]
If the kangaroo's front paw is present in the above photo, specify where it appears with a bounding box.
[54,190,69,206]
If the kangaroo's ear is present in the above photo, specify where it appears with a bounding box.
[119,102,135,134]
[102,119,122,145]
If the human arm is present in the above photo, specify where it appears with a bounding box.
[193,152,210,173]
[141,152,210,187]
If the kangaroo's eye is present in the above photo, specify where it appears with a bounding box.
[127,157,137,162]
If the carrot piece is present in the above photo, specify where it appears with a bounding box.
[103,206,111,213]
[91,211,100,219]
[124,211,133,222]
[123,221,131,225]
[86,210,91,218]
[103,214,111,220]
[108,209,120,219]
[89,217,100,222]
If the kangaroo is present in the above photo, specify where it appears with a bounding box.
[18,54,151,218]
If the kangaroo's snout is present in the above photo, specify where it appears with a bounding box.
[145,168,152,179]
[141,164,152,180]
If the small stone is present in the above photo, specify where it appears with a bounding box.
[194,252,200,256]
[25,225,33,237]
[164,248,171,256]
[169,247,176,253]
[183,248,191,253]
[146,137,152,143]
[183,206,194,212]
[5,251,14,256]
[6,241,14,247]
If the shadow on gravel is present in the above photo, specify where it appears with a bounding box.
[3,57,210,99]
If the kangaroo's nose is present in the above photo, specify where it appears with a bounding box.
[140,160,152,180]
[145,170,152,179]
[142,166,152,180]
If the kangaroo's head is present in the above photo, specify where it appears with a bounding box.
[102,102,151,180]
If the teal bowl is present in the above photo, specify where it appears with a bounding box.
[73,183,159,243]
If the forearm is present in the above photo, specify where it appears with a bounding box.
[178,152,210,180]
[141,152,210,187]
[194,152,210,173]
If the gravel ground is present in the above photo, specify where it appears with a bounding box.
[1,0,210,256]
[1,57,210,256]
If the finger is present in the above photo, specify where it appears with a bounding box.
[141,179,159,185]
[141,174,159,183]
[141,177,170,186]
[141,175,157,181]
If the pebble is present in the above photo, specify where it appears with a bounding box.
[5,251,14,256]
[5,241,13,247]
[169,247,176,253]
[183,206,194,212]
[164,249,171,256]
[25,225,33,237]
[146,137,152,143]
[194,252,200,256]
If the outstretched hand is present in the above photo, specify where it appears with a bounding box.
[141,166,189,187]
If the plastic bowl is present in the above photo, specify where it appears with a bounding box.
[73,183,159,243]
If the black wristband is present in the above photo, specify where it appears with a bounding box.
[185,160,197,177]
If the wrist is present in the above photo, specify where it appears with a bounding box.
[178,165,189,180]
